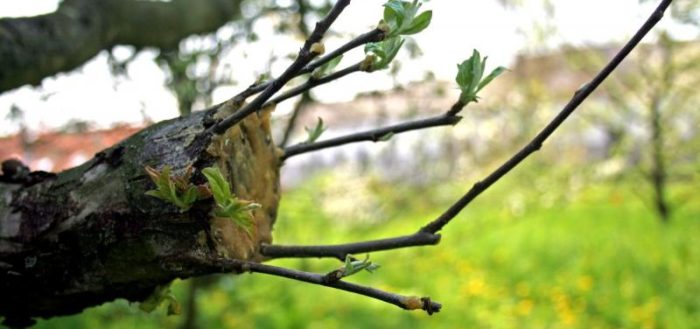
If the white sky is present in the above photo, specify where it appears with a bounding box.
[0,0,679,136]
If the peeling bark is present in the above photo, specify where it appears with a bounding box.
[0,0,242,92]
[0,103,281,326]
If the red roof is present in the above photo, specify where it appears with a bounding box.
[0,125,142,172]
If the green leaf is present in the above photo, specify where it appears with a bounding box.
[202,167,232,205]
[401,10,432,35]
[468,50,483,94]
[383,0,405,29]
[381,38,404,67]
[305,117,326,143]
[311,55,343,79]
[379,132,394,141]
[455,49,506,105]
[139,285,171,313]
[477,66,508,92]
[144,165,198,211]
[365,37,405,71]
[181,186,199,206]
[341,255,380,278]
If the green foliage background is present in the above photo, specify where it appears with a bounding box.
[26,161,700,328]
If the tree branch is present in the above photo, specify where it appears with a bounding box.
[210,0,351,135]
[269,62,363,105]
[261,231,441,260]
[205,257,441,314]
[282,111,463,161]
[0,0,243,93]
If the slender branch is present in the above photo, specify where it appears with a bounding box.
[205,258,441,314]
[283,112,462,160]
[261,231,441,260]
[269,63,363,105]
[229,28,384,108]
[209,0,351,135]
[420,0,673,234]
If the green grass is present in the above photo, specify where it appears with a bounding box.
[27,167,700,329]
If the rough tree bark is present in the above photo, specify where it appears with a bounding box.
[0,102,281,327]
[0,0,242,92]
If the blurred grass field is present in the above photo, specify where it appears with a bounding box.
[30,163,700,329]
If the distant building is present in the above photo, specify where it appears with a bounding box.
[0,125,141,172]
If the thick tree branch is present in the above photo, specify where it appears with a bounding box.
[0,0,242,93]
[0,105,281,325]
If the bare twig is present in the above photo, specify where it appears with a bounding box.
[204,257,441,314]
[270,63,363,105]
[209,0,351,134]
[262,0,674,259]
[283,109,463,160]
[261,231,441,260]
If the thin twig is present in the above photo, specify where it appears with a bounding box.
[261,0,673,259]
[269,63,363,106]
[283,112,462,160]
[209,0,351,135]
[261,231,441,260]
[205,257,441,314]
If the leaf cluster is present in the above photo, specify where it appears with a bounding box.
[455,49,507,104]
[362,0,432,72]
[144,165,209,212]
[382,0,433,38]
[202,167,261,236]
[341,254,381,278]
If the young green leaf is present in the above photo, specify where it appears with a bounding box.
[341,255,381,278]
[364,37,405,71]
[311,55,343,80]
[381,0,432,37]
[213,197,261,236]
[144,165,201,211]
[455,49,506,105]
[202,166,232,206]
[477,66,507,93]
[401,10,432,35]
[304,117,326,143]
